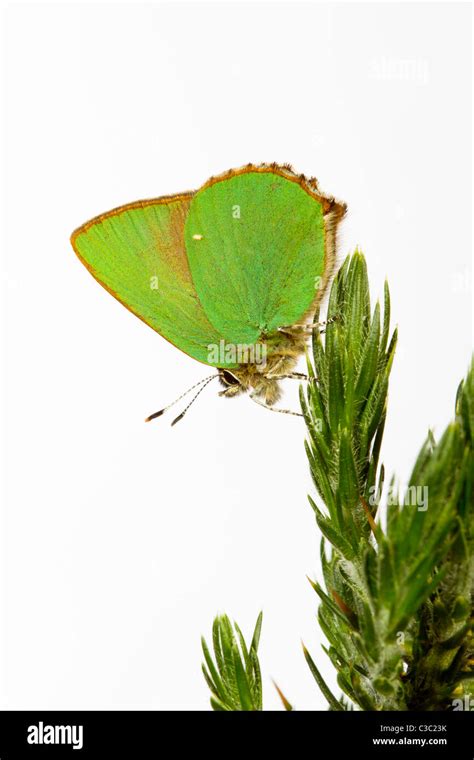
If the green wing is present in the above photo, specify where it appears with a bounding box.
[184,165,345,344]
[71,194,237,367]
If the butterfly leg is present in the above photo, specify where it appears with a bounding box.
[277,315,339,335]
[264,356,286,378]
[218,385,242,398]
[249,393,303,417]
[267,372,315,382]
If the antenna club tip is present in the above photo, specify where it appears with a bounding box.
[144,409,165,423]
[145,373,218,427]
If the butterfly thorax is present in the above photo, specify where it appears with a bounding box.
[218,329,307,405]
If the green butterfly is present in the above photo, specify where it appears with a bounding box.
[71,163,345,423]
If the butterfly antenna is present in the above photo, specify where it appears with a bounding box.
[145,374,218,423]
[170,375,218,426]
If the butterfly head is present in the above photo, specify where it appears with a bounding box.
[217,369,244,398]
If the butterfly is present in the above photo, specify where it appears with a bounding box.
[71,163,346,424]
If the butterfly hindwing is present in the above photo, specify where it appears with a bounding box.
[184,166,345,345]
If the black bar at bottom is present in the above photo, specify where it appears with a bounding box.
[0,710,472,758]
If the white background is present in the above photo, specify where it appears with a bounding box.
[1,1,472,710]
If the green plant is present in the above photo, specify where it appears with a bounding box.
[201,251,473,711]
[201,613,263,710]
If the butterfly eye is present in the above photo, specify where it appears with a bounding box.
[220,370,240,387]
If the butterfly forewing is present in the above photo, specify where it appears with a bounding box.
[71,195,237,367]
